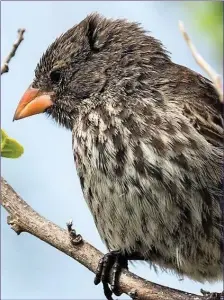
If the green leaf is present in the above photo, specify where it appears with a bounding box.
[1,129,24,159]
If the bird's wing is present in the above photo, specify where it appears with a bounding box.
[161,64,223,148]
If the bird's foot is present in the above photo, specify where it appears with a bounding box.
[94,250,128,300]
[201,289,224,300]
[66,219,83,245]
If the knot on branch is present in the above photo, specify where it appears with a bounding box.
[67,219,83,245]
[7,215,24,235]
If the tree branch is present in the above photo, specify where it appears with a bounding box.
[1,28,25,75]
[1,176,202,300]
[179,21,223,103]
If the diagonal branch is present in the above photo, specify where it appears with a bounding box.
[1,176,202,300]
[179,21,223,103]
[1,28,25,75]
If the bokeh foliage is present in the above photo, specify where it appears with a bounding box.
[186,1,223,60]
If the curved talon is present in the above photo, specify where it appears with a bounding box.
[94,250,128,300]
[111,256,122,295]
[103,282,114,300]
[101,253,114,283]
[94,257,104,285]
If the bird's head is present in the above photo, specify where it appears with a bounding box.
[13,13,169,130]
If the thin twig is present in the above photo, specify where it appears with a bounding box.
[1,28,25,75]
[179,21,223,103]
[1,176,202,300]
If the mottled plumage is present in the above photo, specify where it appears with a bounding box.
[15,13,223,297]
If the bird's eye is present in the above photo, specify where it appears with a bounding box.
[50,70,61,84]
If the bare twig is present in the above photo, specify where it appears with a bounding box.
[179,21,223,103]
[1,177,202,300]
[1,28,25,75]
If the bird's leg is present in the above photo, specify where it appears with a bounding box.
[111,253,128,295]
[94,250,129,299]
[66,219,83,245]
[201,289,224,300]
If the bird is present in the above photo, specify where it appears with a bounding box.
[13,13,223,300]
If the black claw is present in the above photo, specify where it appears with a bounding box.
[94,257,104,285]
[103,282,114,300]
[94,250,128,300]
[101,253,115,283]
[111,256,123,295]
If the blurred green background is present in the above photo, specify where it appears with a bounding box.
[186,1,223,61]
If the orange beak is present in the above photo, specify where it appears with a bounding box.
[13,87,54,121]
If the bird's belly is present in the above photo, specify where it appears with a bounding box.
[73,124,222,282]
[79,166,222,282]
[82,169,143,251]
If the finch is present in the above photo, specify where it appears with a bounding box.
[13,13,223,299]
